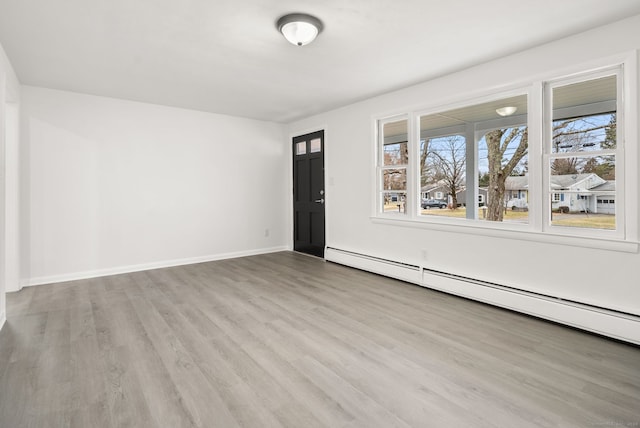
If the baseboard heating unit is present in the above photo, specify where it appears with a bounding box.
[325,247,640,345]
[325,247,422,284]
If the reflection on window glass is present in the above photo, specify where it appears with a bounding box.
[296,141,306,155]
[550,74,617,231]
[380,118,408,214]
[310,138,322,153]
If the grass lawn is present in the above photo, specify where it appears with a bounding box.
[551,213,615,230]
[421,207,529,222]
[385,204,614,229]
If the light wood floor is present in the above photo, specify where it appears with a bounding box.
[0,251,638,427]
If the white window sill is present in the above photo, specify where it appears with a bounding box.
[371,216,639,253]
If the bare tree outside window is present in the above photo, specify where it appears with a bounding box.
[426,135,466,208]
[482,126,528,221]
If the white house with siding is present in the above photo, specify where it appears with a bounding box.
[504,174,615,213]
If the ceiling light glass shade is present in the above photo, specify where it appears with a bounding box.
[496,106,518,116]
[277,14,323,46]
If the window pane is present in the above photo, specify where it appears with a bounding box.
[550,156,616,230]
[552,113,616,153]
[383,119,408,166]
[419,93,527,222]
[379,118,409,215]
[383,168,407,191]
[384,142,408,166]
[381,192,406,213]
[552,75,617,153]
[420,134,465,216]
[478,125,529,224]
[296,141,306,155]
[550,73,618,231]
[310,138,322,153]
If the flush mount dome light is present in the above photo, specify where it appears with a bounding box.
[277,13,323,46]
[496,106,518,116]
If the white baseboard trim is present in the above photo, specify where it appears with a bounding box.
[326,247,640,345]
[24,246,290,287]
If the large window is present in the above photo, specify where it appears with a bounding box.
[415,94,529,223]
[547,72,620,231]
[375,60,632,244]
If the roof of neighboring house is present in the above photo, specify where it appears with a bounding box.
[550,173,599,189]
[590,180,616,192]
[420,181,448,192]
[457,187,488,195]
[505,173,610,191]
[505,176,529,190]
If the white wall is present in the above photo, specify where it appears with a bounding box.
[4,103,20,293]
[0,41,21,328]
[21,87,288,285]
[288,15,640,319]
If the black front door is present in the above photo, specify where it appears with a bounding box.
[293,130,325,258]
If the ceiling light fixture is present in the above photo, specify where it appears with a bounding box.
[277,13,323,46]
[496,106,518,116]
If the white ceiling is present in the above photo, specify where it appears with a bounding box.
[1,0,639,123]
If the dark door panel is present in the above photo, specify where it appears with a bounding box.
[293,130,325,258]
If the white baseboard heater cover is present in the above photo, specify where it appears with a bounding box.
[325,247,640,345]
[325,247,422,285]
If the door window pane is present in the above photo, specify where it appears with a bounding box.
[296,141,306,155]
[310,138,322,153]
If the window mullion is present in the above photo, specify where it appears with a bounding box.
[528,81,544,232]
[407,113,418,218]
[466,124,477,220]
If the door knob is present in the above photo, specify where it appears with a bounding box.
[314,198,325,204]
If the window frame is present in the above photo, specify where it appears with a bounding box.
[411,87,533,226]
[372,53,638,252]
[543,66,624,240]
[418,132,467,215]
[376,114,412,216]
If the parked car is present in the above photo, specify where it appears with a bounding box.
[421,198,448,209]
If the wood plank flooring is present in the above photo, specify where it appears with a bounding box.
[0,251,638,427]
